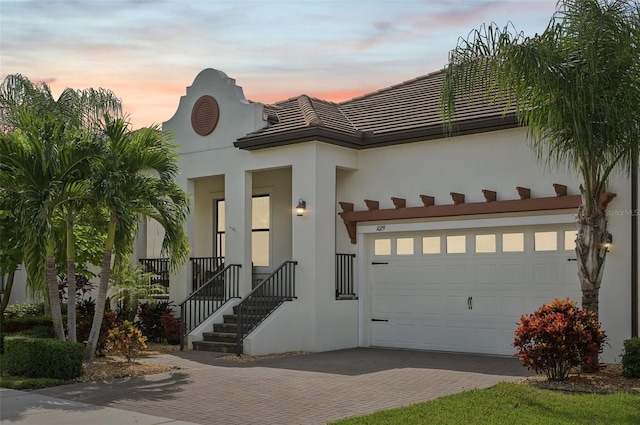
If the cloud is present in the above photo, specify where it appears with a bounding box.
[1,0,558,129]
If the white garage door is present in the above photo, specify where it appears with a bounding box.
[369,224,582,356]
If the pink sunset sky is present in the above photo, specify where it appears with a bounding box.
[1,0,557,129]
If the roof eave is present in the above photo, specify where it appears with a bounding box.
[234,114,519,151]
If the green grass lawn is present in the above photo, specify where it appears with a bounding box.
[330,382,640,425]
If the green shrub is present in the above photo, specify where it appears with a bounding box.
[621,337,640,378]
[2,316,54,334]
[3,303,45,319]
[4,336,83,380]
[20,325,55,339]
[513,298,606,381]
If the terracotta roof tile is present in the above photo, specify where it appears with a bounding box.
[236,69,515,150]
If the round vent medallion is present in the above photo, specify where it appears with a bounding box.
[191,95,220,136]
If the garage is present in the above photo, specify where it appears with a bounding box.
[368,224,582,356]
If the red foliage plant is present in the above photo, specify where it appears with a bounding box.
[513,298,606,381]
[160,312,181,345]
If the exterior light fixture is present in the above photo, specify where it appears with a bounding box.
[296,199,306,216]
[604,233,613,251]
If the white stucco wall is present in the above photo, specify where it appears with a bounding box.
[162,68,637,363]
[335,127,635,363]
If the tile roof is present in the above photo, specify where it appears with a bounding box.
[235,69,517,151]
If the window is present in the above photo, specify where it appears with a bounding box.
[215,195,270,266]
[251,195,270,266]
[564,230,578,251]
[396,237,414,255]
[215,200,226,257]
[374,239,391,256]
[534,231,557,251]
[446,235,466,254]
[502,233,524,252]
[422,236,441,254]
[475,234,496,253]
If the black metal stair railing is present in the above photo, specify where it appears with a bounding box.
[139,258,170,292]
[236,260,297,354]
[190,256,225,292]
[335,253,356,299]
[179,264,241,350]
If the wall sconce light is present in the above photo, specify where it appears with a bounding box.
[603,233,613,251]
[296,199,306,216]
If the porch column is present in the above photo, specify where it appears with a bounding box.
[292,145,337,351]
[225,169,253,295]
[170,177,193,306]
[134,218,147,261]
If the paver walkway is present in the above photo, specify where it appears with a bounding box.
[23,348,530,425]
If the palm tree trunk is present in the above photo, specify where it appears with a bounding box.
[84,214,116,362]
[83,249,112,362]
[1,271,15,318]
[575,190,609,319]
[66,209,77,342]
[46,253,65,341]
[66,260,77,342]
[575,189,608,372]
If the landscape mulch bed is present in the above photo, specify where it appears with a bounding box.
[519,364,640,393]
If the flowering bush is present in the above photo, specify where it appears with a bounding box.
[106,320,147,362]
[513,298,606,381]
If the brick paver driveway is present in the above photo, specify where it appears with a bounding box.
[33,348,531,425]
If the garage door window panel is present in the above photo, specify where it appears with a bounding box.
[422,236,441,254]
[564,230,578,251]
[396,237,414,255]
[374,239,391,256]
[535,231,558,251]
[446,235,466,254]
[475,234,496,253]
[502,233,524,252]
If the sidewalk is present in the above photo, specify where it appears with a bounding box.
[0,388,197,424]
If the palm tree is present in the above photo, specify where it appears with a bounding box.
[441,0,640,318]
[0,191,23,319]
[84,115,190,362]
[0,74,122,341]
[0,114,74,340]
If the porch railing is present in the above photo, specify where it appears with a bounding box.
[179,264,242,350]
[236,260,297,354]
[190,256,225,292]
[139,258,170,293]
[336,253,356,299]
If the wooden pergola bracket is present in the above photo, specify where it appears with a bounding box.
[516,186,531,200]
[600,192,616,210]
[391,197,406,209]
[553,183,568,197]
[450,192,465,205]
[420,195,435,207]
[338,202,354,213]
[364,199,379,211]
[482,189,497,202]
[338,185,608,244]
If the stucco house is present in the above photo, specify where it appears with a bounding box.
[137,68,638,363]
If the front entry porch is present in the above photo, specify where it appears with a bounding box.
[138,254,356,354]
